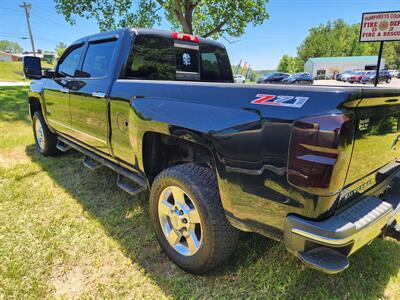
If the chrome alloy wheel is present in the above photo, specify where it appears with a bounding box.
[34,117,45,150]
[158,186,202,256]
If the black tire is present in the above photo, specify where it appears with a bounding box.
[149,163,239,274]
[32,111,60,156]
[387,78,391,84]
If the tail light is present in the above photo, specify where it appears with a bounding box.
[288,114,355,195]
[171,32,199,43]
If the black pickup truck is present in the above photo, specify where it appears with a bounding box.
[24,28,400,275]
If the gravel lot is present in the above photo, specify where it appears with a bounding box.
[314,77,400,88]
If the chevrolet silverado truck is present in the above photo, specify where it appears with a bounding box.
[23,28,400,274]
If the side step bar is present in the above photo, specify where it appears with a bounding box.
[56,140,71,152]
[117,174,146,195]
[58,136,147,195]
[83,156,102,171]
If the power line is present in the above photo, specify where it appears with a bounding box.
[0,34,29,39]
[0,6,21,12]
[34,3,59,16]
[19,1,36,55]
[0,24,28,31]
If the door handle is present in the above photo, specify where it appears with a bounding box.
[92,91,106,98]
[60,88,69,93]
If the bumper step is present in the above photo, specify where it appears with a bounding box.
[387,222,400,241]
[299,247,349,274]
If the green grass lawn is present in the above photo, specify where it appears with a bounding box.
[0,86,399,299]
[0,61,55,82]
[0,62,28,82]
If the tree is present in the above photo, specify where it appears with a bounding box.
[295,19,400,68]
[55,42,67,58]
[54,0,269,39]
[277,55,303,73]
[0,40,23,53]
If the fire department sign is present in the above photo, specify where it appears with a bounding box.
[360,11,400,42]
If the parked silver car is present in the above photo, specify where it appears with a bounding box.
[233,74,246,83]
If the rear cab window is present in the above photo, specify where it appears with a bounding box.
[123,33,233,83]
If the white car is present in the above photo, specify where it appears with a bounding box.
[233,74,246,83]
[388,70,399,78]
[341,71,357,82]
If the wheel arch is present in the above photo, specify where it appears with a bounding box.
[142,130,217,184]
[28,96,42,119]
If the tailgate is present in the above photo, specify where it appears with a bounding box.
[345,92,400,187]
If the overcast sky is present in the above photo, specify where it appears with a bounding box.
[1,0,399,69]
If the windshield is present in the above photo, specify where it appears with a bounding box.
[289,73,308,79]
[263,72,274,79]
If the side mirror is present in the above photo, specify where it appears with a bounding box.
[23,56,42,79]
[42,68,55,78]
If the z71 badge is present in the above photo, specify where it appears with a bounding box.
[251,94,309,108]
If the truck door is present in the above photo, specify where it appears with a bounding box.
[45,43,84,135]
[69,37,118,154]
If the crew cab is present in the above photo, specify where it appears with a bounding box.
[24,28,400,275]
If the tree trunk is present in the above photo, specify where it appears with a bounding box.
[173,0,192,34]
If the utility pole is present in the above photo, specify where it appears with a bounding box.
[19,1,36,56]
[374,41,384,87]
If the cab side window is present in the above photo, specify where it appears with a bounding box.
[81,40,117,78]
[199,45,232,82]
[57,45,83,77]
[124,35,175,80]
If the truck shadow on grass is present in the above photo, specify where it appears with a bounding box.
[26,145,400,299]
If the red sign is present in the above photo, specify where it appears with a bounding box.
[360,11,400,42]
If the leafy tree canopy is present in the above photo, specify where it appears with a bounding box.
[55,42,67,58]
[54,0,269,39]
[0,40,23,53]
[295,19,400,69]
[277,55,303,73]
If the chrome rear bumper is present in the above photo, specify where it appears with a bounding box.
[284,176,400,273]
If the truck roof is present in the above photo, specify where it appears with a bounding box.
[70,28,225,49]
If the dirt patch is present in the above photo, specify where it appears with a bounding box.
[50,265,88,298]
[0,147,31,167]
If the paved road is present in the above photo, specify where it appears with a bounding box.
[0,81,30,87]
[314,77,400,88]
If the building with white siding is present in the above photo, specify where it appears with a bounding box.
[304,56,385,79]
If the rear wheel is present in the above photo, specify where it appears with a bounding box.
[387,78,391,84]
[32,111,60,156]
[150,163,239,274]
